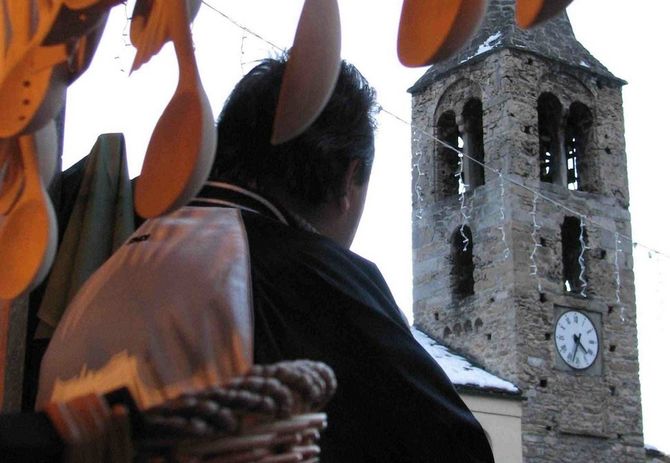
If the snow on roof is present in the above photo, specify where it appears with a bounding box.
[412,327,520,394]
[460,31,503,64]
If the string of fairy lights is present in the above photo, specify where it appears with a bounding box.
[197,1,670,318]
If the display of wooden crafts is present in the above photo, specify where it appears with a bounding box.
[271,0,341,145]
[0,0,575,301]
[0,0,120,299]
[133,0,217,219]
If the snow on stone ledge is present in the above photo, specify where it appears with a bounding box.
[412,327,519,394]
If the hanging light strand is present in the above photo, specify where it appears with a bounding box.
[614,232,625,321]
[197,5,670,265]
[412,128,426,220]
[202,1,284,51]
[380,108,670,261]
[239,30,247,74]
[529,192,543,292]
[498,172,510,260]
[458,154,470,251]
[578,216,590,298]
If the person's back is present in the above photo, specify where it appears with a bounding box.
[193,56,494,462]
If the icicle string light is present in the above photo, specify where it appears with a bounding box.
[529,192,543,292]
[412,128,426,220]
[202,1,283,51]
[457,154,470,251]
[240,30,247,73]
[498,172,510,260]
[198,4,670,264]
[614,232,625,321]
[380,108,670,261]
[578,216,589,298]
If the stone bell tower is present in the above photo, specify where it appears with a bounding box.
[410,1,645,461]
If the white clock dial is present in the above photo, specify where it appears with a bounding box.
[555,310,599,370]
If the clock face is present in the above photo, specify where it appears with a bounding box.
[555,310,599,370]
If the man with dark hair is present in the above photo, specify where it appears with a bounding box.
[194,57,493,462]
[37,57,493,462]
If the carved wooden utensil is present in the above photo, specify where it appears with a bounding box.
[271,0,341,145]
[515,0,574,29]
[130,0,201,73]
[397,0,488,67]
[134,0,215,218]
[0,133,57,300]
[0,0,69,137]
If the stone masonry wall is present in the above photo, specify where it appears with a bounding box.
[412,49,644,462]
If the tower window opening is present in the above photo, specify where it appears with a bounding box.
[436,111,462,197]
[451,226,474,299]
[537,93,564,185]
[462,98,485,190]
[566,102,593,191]
[561,216,587,294]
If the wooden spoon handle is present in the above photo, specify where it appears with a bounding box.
[170,0,197,85]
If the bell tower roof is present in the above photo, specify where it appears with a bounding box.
[409,0,624,93]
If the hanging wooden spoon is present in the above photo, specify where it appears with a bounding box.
[134,0,215,218]
[515,0,574,29]
[129,0,201,73]
[0,132,57,300]
[397,0,488,67]
[271,0,341,145]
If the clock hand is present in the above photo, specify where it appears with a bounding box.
[576,336,589,354]
[571,334,580,362]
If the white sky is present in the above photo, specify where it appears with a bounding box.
[62,0,669,454]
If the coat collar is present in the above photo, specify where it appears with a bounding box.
[190,181,289,226]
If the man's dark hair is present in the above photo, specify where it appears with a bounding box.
[209,56,378,206]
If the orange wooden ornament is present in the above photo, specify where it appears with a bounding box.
[271,0,341,145]
[515,0,574,29]
[130,0,201,73]
[134,0,215,218]
[397,0,488,67]
[0,133,57,300]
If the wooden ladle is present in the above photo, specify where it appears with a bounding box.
[271,0,341,145]
[397,0,488,67]
[134,0,215,218]
[515,0,574,29]
[0,132,57,300]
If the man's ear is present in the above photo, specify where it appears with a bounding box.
[338,159,361,213]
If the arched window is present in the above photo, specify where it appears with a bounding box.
[452,226,474,299]
[537,93,564,185]
[565,102,593,191]
[561,216,586,293]
[436,111,463,197]
[462,98,485,190]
